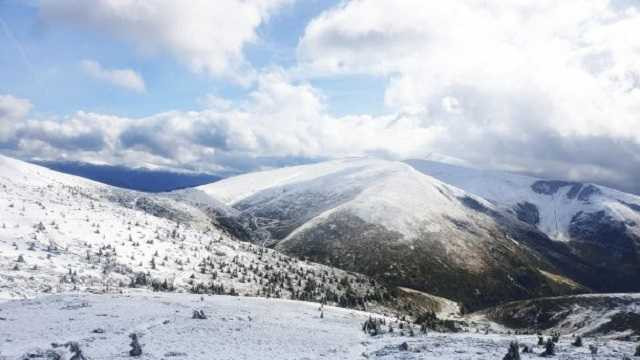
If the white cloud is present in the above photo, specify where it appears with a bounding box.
[0,94,32,142]
[0,94,32,119]
[295,0,640,191]
[198,94,234,111]
[298,0,640,135]
[81,60,146,93]
[0,74,438,173]
[40,0,294,83]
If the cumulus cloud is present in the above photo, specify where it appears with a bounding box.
[296,0,640,193]
[198,94,234,111]
[0,94,32,142]
[0,108,125,162]
[0,73,439,175]
[112,71,437,171]
[0,94,32,120]
[39,0,294,83]
[81,60,146,92]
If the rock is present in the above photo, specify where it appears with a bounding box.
[192,309,207,320]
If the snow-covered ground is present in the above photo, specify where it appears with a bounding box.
[0,154,388,307]
[1,292,638,360]
[0,292,368,359]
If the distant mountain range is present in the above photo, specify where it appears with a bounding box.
[174,157,640,310]
[32,160,221,192]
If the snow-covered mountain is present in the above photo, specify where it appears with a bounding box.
[0,155,398,311]
[404,159,640,241]
[180,158,602,310]
[405,159,640,295]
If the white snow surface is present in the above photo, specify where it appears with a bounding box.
[0,292,369,360]
[405,159,640,241]
[0,155,100,189]
[1,292,638,360]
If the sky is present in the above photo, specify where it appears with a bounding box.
[2,0,640,193]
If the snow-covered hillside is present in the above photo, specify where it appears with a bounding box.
[479,293,640,338]
[0,155,393,311]
[192,158,490,244]
[405,159,640,294]
[404,159,640,242]
[1,292,638,360]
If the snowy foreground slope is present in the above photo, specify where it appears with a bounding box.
[0,154,398,311]
[1,292,638,360]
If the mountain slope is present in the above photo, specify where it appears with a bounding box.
[405,159,640,294]
[0,155,392,310]
[185,158,594,310]
[478,293,640,338]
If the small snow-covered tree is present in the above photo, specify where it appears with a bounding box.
[542,339,555,357]
[66,341,86,360]
[572,335,582,347]
[129,333,142,357]
[503,341,520,360]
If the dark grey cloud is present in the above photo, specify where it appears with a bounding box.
[119,127,176,159]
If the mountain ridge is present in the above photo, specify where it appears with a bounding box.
[179,157,611,310]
